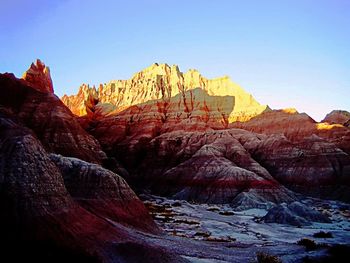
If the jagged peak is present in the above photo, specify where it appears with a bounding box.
[62,63,269,121]
[22,59,54,93]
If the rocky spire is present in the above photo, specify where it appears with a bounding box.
[22,59,54,93]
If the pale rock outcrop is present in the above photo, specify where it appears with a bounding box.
[263,202,331,226]
[62,63,268,123]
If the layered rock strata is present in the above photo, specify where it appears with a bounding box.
[62,63,268,123]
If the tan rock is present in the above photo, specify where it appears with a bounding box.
[62,63,268,122]
[22,59,54,93]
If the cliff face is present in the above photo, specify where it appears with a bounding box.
[62,63,268,123]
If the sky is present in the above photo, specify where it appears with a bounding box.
[0,0,349,121]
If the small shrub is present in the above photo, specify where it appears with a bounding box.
[256,251,282,263]
[174,219,200,225]
[219,210,235,216]
[194,231,211,238]
[207,207,220,212]
[297,238,318,251]
[313,231,333,238]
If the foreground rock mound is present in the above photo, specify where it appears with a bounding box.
[263,202,331,226]
[0,61,187,262]
[0,111,185,263]
[50,154,158,233]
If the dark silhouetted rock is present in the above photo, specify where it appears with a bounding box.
[0,111,186,262]
[50,154,158,233]
[0,71,106,164]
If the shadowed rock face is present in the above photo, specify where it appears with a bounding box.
[0,62,187,262]
[104,129,297,208]
[0,73,106,164]
[0,113,73,223]
[0,111,184,263]
[81,106,350,203]
[49,154,158,233]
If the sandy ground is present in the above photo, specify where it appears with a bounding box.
[137,194,350,262]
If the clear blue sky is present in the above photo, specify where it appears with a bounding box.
[1,0,349,121]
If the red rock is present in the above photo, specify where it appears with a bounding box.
[50,153,158,233]
[0,71,106,164]
[322,110,350,127]
[60,65,350,204]
[0,111,182,263]
[22,59,54,93]
[231,109,350,154]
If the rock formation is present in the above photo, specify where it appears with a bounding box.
[322,110,350,127]
[60,64,350,204]
[62,63,268,123]
[263,202,331,226]
[0,72,106,164]
[22,59,54,93]
[50,154,158,233]
[1,59,349,261]
[0,63,186,262]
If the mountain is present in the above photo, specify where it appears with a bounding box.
[62,63,269,123]
[61,63,350,203]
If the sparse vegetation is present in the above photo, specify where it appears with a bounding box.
[297,238,318,250]
[256,251,282,263]
[174,218,200,225]
[219,210,235,216]
[207,207,220,212]
[205,236,236,242]
[313,231,333,238]
[194,231,211,238]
